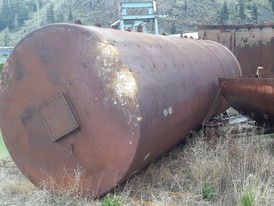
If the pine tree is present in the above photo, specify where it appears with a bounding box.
[7,0,18,30]
[171,22,176,34]
[8,18,15,30]
[47,3,55,24]
[67,9,74,22]
[250,3,259,23]
[238,0,246,22]
[0,16,5,31]
[57,12,65,23]
[4,31,10,46]
[2,0,10,30]
[269,0,274,14]
[219,0,229,25]
[17,7,29,27]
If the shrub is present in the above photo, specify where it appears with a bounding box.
[202,183,217,201]
[101,195,121,206]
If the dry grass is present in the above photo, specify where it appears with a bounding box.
[1,122,274,205]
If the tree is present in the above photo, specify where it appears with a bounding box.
[28,2,37,12]
[250,3,259,23]
[269,0,274,14]
[47,3,55,23]
[17,7,29,27]
[171,22,176,34]
[4,31,10,46]
[67,9,74,22]
[2,0,11,30]
[8,18,15,31]
[57,12,65,23]
[0,18,5,31]
[219,0,229,25]
[238,0,246,22]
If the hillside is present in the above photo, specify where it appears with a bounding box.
[0,0,274,46]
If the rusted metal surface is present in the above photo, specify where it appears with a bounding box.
[39,92,80,141]
[220,75,274,121]
[198,23,274,76]
[0,24,241,196]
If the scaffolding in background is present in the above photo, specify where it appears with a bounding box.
[110,1,166,34]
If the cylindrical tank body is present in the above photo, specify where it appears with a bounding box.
[220,77,274,121]
[0,24,241,196]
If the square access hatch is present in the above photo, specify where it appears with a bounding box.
[39,93,80,141]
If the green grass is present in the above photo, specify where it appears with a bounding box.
[202,183,217,201]
[0,63,4,72]
[101,195,121,206]
[0,130,9,159]
[240,191,253,206]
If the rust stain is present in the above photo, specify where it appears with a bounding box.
[199,23,274,76]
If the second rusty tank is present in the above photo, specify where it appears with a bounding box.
[0,24,241,196]
[219,75,274,122]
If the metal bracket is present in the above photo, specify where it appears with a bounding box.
[204,87,225,123]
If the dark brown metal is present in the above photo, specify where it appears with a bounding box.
[199,23,274,31]
[198,23,274,76]
[0,24,241,196]
[220,75,274,121]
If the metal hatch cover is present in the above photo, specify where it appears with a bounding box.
[39,92,80,141]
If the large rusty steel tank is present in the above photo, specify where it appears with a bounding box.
[0,24,241,196]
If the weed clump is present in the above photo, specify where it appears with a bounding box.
[202,183,217,201]
[101,195,121,206]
